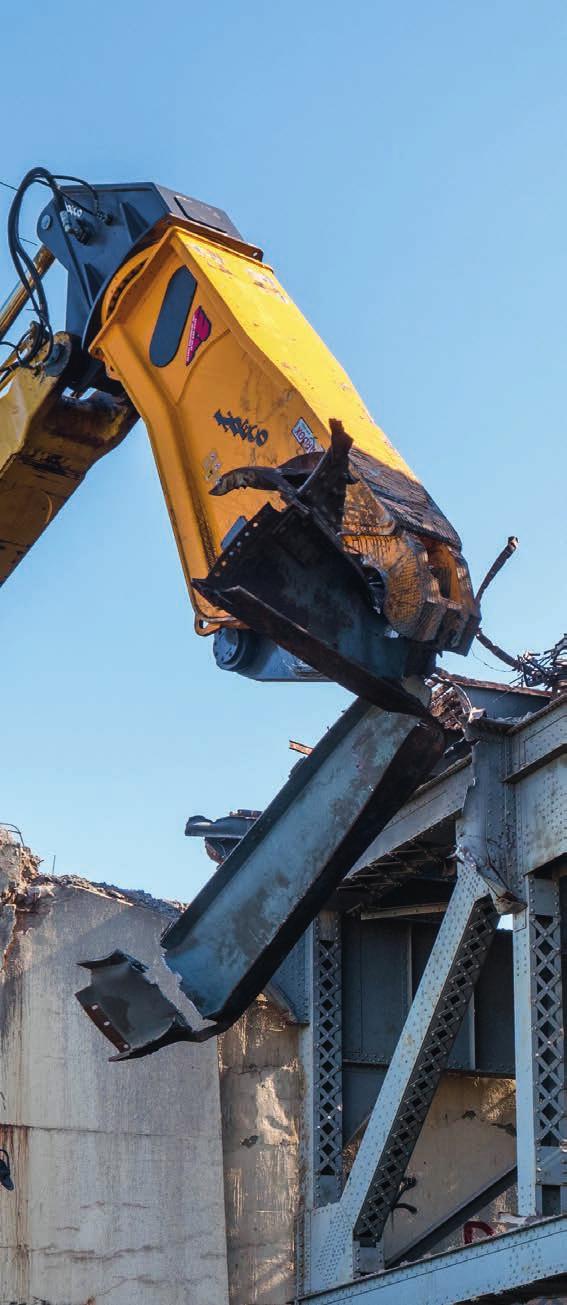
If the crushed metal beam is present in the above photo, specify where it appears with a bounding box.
[75,950,198,1059]
[161,698,444,1038]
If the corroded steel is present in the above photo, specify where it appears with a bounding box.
[196,426,437,713]
[161,698,445,1037]
[76,950,195,1060]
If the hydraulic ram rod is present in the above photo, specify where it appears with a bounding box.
[0,246,53,340]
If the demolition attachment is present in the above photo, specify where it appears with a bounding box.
[0,174,479,708]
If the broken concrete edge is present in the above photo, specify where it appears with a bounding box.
[0,825,186,920]
[37,873,185,919]
[0,827,286,1061]
[0,827,202,1059]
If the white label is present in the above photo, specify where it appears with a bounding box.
[291,418,322,454]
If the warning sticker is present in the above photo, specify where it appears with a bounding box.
[186,307,211,365]
[291,418,322,454]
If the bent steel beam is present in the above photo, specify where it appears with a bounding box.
[161,698,445,1038]
[76,950,195,1060]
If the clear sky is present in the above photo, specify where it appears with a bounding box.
[0,0,565,899]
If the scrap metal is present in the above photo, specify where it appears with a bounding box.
[76,950,197,1059]
[160,699,444,1038]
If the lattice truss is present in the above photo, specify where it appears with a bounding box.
[354,895,497,1243]
[532,905,564,1149]
[313,916,343,1204]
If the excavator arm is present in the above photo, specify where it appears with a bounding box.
[0,329,136,578]
[0,172,478,710]
[0,169,478,1051]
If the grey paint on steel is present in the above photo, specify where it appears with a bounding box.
[308,862,497,1290]
[298,1214,567,1304]
[162,697,444,1035]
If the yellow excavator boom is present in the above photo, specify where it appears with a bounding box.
[92,223,476,652]
[0,174,479,704]
[0,169,483,1052]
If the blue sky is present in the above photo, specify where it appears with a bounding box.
[0,1,565,898]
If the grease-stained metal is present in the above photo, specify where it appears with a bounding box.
[212,626,326,683]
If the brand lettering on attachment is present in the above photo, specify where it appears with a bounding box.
[291,418,322,454]
[64,199,83,219]
[186,307,211,365]
[214,409,269,448]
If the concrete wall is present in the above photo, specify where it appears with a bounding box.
[219,994,301,1305]
[342,1071,516,1262]
[0,831,520,1304]
[0,834,229,1305]
[381,1074,516,1260]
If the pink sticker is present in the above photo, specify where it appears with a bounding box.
[186,306,211,365]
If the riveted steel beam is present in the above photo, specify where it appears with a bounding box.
[161,698,444,1039]
[299,1214,567,1304]
[307,862,498,1292]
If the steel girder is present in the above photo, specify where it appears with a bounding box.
[306,861,499,1291]
[300,694,567,1304]
[299,1214,567,1304]
[161,698,443,1038]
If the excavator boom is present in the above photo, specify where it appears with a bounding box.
[1,176,478,708]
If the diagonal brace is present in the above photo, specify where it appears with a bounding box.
[309,863,498,1291]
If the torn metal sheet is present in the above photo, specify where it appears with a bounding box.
[195,427,436,716]
[75,950,197,1059]
[161,697,445,1036]
[195,500,433,716]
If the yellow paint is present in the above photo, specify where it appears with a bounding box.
[0,335,133,586]
[91,224,475,642]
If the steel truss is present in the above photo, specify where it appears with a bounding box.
[299,693,567,1302]
[307,863,499,1289]
[312,911,343,1207]
[510,698,567,1218]
[300,1213,567,1304]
